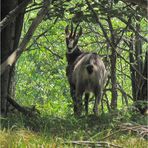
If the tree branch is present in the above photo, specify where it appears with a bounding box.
[117,16,148,43]
[0,0,32,30]
[1,0,51,75]
[121,0,148,10]
[26,17,59,51]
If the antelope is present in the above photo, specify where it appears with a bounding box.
[65,23,107,116]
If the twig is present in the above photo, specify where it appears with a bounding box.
[100,129,126,141]
[121,0,147,10]
[36,42,63,59]
[25,6,43,13]
[26,17,58,51]
[116,16,148,43]
[92,123,148,143]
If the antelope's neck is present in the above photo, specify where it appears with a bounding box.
[66,47,82,64]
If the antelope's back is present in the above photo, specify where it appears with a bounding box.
[72,53,107,87]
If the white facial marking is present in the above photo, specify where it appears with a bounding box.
[68,40,74,48]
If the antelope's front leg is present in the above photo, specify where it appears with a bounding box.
[70,86,78,115]
[75,87,84,116]
[76,95,83,116]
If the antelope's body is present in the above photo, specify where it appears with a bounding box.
[65,23,107,116]
[73,53,107,93]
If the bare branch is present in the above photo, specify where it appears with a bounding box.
[37,42,63,59]
[85,0,112,47]
[117,16,148,43]
[26,17,59,50]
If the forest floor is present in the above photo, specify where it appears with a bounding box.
[0,107,148,148]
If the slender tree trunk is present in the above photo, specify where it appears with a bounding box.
[106,16,118,110]
[129,23,143,100]
[110,49,118,109]
[136,51,148,114]
[129,37,137,100]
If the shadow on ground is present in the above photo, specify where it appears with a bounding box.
[1,109,147,141]
[1,112,119,139]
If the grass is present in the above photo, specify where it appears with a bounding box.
[0,107,148,148]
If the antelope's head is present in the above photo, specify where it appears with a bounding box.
[65,23,82,53]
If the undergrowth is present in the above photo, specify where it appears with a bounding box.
[0,106,148,148]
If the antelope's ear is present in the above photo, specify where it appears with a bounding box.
[65,25,69,36]
[78,27,82,38]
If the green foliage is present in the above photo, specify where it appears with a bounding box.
[14,0,147,117]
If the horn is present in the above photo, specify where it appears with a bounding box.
[73,23,79,37]
[65,25,69,35]
[78,26,82,38]
[70,21,73,37]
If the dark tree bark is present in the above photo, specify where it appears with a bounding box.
[136,51,148,114]
[1,0,26,115]
[107,17,118,109]
[1,0,51,116]
[110,50,118,109]
[128,23,147,114]
[129,38,137,100]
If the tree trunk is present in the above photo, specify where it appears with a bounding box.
[110,50,118,109]
[128,24,147,114]
[1,0,26,115]
[129,37,137,100]
[136,51,148,114]
[138,50,148,101]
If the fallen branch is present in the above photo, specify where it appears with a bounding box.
[7,95,39,116]
[100,129,126,141]
[119,123,148,138]
[64,141,123,148]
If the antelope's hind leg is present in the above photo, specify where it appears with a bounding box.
[93,88,102,116]
[84,93,89,116]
